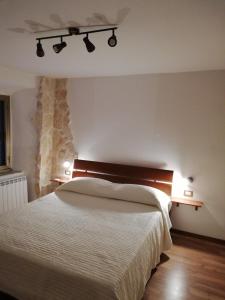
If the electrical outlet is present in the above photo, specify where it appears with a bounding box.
[184,190,193,197]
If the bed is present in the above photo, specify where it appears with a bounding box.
[0,159,173,300]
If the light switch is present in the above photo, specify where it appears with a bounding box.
[65,170,71,176]
[184,190,193,197]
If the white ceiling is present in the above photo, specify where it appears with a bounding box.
[0,0,225,77]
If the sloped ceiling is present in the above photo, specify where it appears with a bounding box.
[0,65,35,94]
[0,0,225,77]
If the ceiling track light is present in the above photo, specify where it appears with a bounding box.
[35,25,118,57]
[108,29,117,47]
[36,40,45,57]
[53,36,67,53]
[83,34,95,53]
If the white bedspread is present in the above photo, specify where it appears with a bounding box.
[0,190,171,300]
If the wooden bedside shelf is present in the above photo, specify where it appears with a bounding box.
[171,197,203,211]
[51,178,69,185]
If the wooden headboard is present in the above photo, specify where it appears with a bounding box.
[73,159,173,196]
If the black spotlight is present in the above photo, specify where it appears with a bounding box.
[36,40,44,57]
[83,34,95,53]
[108,30,117,47]
[53,37,67,53]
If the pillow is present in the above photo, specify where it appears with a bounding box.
[56,177,171,211]
[57,177,114,198]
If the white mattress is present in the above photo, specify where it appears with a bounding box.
[0,190,169,300]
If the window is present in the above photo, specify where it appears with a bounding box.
[0,95,11,172]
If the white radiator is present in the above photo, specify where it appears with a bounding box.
[0,175,28,214]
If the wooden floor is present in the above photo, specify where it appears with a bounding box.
[1,232,225,300]
[143,232,225,300]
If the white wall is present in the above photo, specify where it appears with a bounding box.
[0,65,37,200]
[11,88,38,201]
[68,71,225,240]
[10,70,225,240]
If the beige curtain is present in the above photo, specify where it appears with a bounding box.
[35,77,75,197]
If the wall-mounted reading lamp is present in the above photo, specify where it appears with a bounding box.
[36,26,118,57]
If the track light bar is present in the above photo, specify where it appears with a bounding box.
[35,26,118,57]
